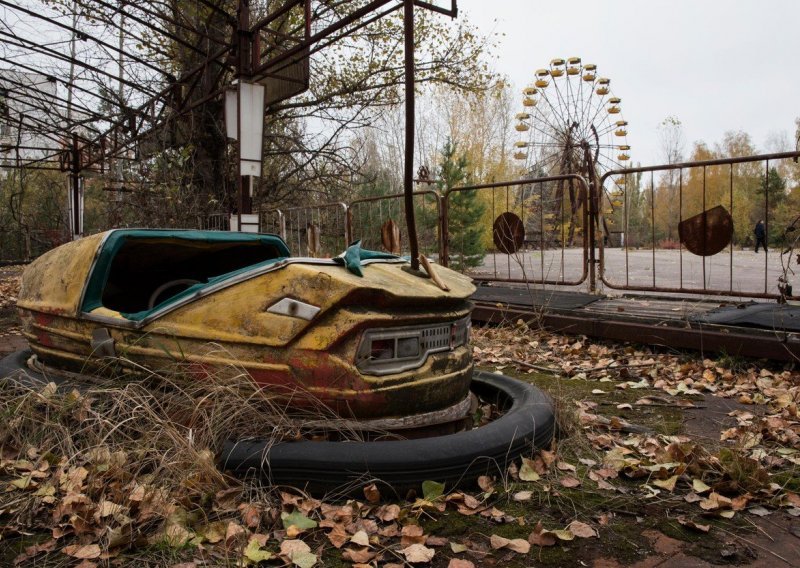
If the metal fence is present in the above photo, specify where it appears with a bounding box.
[444,175,590,286]
[262,202,349,258]
[348,191,442,259]
[599,151,800,300]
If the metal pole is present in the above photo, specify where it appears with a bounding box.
[403,0,420,270]
[66,0,78,124]
[70,132,82,239]
[237,0,253,231]
[582,144,597,292]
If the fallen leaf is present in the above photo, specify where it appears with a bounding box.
[350,530,370,547]
[513,490,532,502]
[280,539,310,557]
[422,480,445,501]
[425,536,448,547]
[559,476,581,488]
[243,537,274,563]
[402,543,435,563]
[519,458,541,482]
[363,483,381,504]
[401,524,426,547]
[375,504,400,522]
[556,461,576,472]
[477,476,494,493]
[551,529,575,541]
[567,521,597,538]
[290,551,317,568]
[652,475,678,492]
[238,503,262,528]
[447,559,475,568]
[225,521,246,545]
[325,523,348,548]
[342,547,375,563]
[528,521,555,547]
[63,544,101,559]
[281,511,317,532]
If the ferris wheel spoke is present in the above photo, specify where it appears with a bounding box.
[551,77,576,129]
[522,113,567,141]
[535,90,572,135]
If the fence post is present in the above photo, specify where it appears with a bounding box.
[440,190,450,268]
[345,205,353,244]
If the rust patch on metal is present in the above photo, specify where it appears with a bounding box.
[493,212,525,254]
[679,205,733,257]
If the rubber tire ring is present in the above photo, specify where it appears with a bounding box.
[220,370,555,495]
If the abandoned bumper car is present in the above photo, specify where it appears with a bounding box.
[2,229,554,492]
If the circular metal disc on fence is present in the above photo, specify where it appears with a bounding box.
[493,212,525,254]
[678,205,733,257]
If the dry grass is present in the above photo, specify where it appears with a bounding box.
[0,346,369,562]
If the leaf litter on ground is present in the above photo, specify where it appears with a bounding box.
[1,266,799,566]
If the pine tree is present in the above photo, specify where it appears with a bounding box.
[438,139,485,270]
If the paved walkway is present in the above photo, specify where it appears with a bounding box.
[470,248,794,299]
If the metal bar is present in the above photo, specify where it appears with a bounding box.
[679,168,683,289]
[403,0,420,270]
[605,150,800,176]
[505,184,511,278]
[559,181,565,283]
[70,132,81,239]
[540,183,548,280]
[729,164,733,292]
[414,0,457,17]
[702,166,706,290]
[470,303,800,362]
[650,171,655,288]
[764,160,769,294]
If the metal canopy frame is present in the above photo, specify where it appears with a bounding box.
[1,0,457,260]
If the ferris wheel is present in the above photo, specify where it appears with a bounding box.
[512,57,630,242]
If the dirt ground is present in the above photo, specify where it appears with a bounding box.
[1,264,799,567]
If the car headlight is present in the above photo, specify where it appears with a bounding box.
[356,317,470,376]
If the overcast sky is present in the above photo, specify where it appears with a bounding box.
[456,0,798,167]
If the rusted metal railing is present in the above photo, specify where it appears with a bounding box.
[259,202,348,258]
[599,150,800,300]
[444,175,590,286]
[348,190,442,260]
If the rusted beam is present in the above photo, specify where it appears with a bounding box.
[404,0,419,270]
[471,302,800,362]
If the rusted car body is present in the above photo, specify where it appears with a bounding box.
[16,229,476,421]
